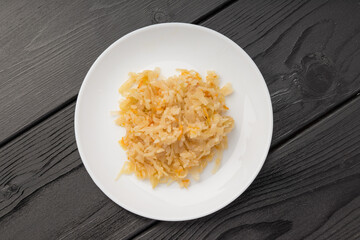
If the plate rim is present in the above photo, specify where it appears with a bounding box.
[74,22,273,221]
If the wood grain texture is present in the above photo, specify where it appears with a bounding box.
[135,93,360,240]
[0,104,78,218]
[202,0,360,144]
[1,0,360,239]
[1,98,359,238]
[0,103,155,240]
[0,166,154,240]
[0,1,231,238]
[0,0,230,145]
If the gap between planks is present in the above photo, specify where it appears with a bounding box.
[127,89,360,239]
[0,0,239,149]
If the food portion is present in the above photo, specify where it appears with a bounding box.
[114,68,234,188]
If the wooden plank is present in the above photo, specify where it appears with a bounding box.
[0,103,156,239]
[0,167,153,240]
[1,97,359,238]
[0,1,233,238]
[0,0,230,144]
[1,0,360,238]
[3,0,360,148]
[202,0,360,144]
[134,92,360,239]
[0,104,79,218]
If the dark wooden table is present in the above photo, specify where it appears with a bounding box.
[1,0,360,239]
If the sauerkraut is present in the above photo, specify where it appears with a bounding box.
[114,68,234,188]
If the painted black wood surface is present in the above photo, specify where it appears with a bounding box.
[0,0,359,239]
[202,0,360,145]
[134,90,360,240]
[0,0,230,145]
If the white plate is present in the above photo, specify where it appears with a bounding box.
[75,23,273,221]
